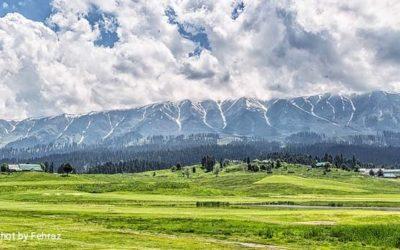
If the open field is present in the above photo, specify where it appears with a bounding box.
[1,163,400,249]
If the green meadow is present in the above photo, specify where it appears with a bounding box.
[1,163,400,249]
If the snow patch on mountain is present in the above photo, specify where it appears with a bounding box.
[0,91,399,149]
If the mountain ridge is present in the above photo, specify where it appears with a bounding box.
[1,90,399,149]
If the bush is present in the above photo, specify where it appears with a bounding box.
[184,168,190,178]
[248,164,260,172]
[328,202,344,207]
[395,237,400,248]
[258,228,274,239]
[213,165,220,177]
[196,201,229,207]
[224,165,243,173]
[304,228,322,239]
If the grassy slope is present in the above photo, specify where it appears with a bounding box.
[1,163,400,249]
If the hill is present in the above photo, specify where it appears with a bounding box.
[2,163,400,249]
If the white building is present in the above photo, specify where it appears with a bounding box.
[359,168,400,178]
[7,164,43,172]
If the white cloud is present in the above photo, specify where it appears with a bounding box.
[0,0,399,120]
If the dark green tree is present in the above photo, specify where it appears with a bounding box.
[204,156,215,172]
[43,161,50,172]
[369,169,375,176]
[57,164,64,174]
[351,155,357,168]
[62,163,74,176]
[377,169,384,177]
[49,162,54,173]
[0,163,8,173]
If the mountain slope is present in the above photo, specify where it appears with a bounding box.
[1,91,400,149]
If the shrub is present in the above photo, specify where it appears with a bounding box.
[213,165,220,177]
[258,228,274,239]
[395,237,400,248]
[196,201,229,207]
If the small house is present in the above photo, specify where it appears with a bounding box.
[8,164,43,172]
[315,162,330,168]
[361,168,400,178]
[19,164,43,172]
[383,173,397,178]
[8,164,21,172]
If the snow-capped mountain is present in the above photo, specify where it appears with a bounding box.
[0,91,400,149]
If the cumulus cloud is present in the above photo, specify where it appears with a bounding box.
[359,28,400,64]
[0,0,399,120]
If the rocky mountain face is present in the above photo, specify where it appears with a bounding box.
[0,91,399,149]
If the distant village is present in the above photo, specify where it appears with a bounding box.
[1,163,43,172]
[359,168,400,179]
[0,163,74,175]
[1,160,400,179]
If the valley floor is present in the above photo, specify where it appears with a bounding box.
[1,164,400,249]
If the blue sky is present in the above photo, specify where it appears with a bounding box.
[0,0,119,47]
[0,0,212,51]
[85,6,119,48]
[0,0,52,22]
[165,6,211,57]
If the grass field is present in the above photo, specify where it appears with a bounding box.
[1,163,400,249]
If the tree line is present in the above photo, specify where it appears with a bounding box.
[1,141,399,173]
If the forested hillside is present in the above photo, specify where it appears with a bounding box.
[2,141,399,173]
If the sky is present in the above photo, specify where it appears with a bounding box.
[0,0,400,120]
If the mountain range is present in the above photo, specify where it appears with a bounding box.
[0,91,399,149]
